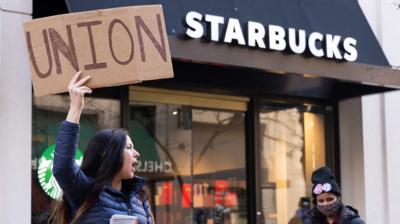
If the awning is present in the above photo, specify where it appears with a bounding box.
[61,0,400,92]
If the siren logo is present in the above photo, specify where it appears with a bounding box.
[37,144,83,200]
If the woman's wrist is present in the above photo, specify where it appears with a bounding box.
[66,107,82,124]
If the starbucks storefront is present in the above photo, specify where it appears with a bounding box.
[31,0,400,223]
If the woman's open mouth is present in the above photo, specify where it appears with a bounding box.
[132,161,138,170]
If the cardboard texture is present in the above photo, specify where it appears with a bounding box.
[24,5,173,96]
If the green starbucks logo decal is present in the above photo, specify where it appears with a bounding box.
[37,144,83,200]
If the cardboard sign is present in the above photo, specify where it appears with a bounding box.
[24,5,173,96]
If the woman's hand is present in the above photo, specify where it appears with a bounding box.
[66,71,92,124]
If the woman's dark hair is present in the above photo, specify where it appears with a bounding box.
[50,128,128,224]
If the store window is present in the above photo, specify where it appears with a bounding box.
[129,87,249,224]
[259,102,330,224]
[31,95,121,223]
[192,109,247,224]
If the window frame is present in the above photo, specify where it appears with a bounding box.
[248,98,339,224]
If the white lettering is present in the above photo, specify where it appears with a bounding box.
[288,28,306,54]
[224,18,246,45]
[136,160,173,173]
[185,11,204,39]
[343,37,358,62]
[247,21,266,48]
[183,12,358,62]
[326,34,342,59]
[205,14,224,41]
[268,25,286,51]
[308,32,324,57]
[148,161,154,172]
[164,161,172,173]
[137,161,144,172]
[154,161,163,172]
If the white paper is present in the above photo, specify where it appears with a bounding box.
[110,214,138,224]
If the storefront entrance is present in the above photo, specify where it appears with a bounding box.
[257,101,332,224]
[31,87,334,224]
[26,0,400,223]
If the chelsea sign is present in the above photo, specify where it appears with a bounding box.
[184,11,358,62]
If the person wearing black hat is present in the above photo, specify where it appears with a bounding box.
[303,167,365,224]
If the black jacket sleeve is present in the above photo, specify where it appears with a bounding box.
[53,121,93,208]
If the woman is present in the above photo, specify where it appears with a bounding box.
[303,167,365,224]
[50,71,153,224]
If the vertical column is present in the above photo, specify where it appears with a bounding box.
[379,0,400,222]
[361,95,388,224]
[359,0,400,223]
[338,98,365,217]
[339,86,400,224]
[383,92,400,224]
[0,1,32,223]
[353,1,400,224]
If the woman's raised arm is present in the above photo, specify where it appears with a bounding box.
[53,71,93,207]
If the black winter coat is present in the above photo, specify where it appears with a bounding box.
[303,205,365,224]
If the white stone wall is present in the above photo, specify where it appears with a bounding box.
[339,98,365,217]
[361,94,389,223]
[359,0,400,66]
[341,92,400,224]
[381,91,400,224]
[0,0,32,223]
[360,1,400,223]
[338,1,400,223]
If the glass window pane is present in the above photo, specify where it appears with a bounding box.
[129,102,193,224]
[192,109,247,224]
[129,101,248,224]
[259,105,326,224]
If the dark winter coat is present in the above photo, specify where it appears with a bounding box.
[53,121,152,224]
[303,205,365,224]
[289,207,310,224]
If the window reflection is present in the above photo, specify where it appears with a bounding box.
[130,103,192,223]
[259,105,326,224]
[129,102,247,224]
[192,109,247,224]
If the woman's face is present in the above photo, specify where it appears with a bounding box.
[117,135,140,180]
[316,192,338,206]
